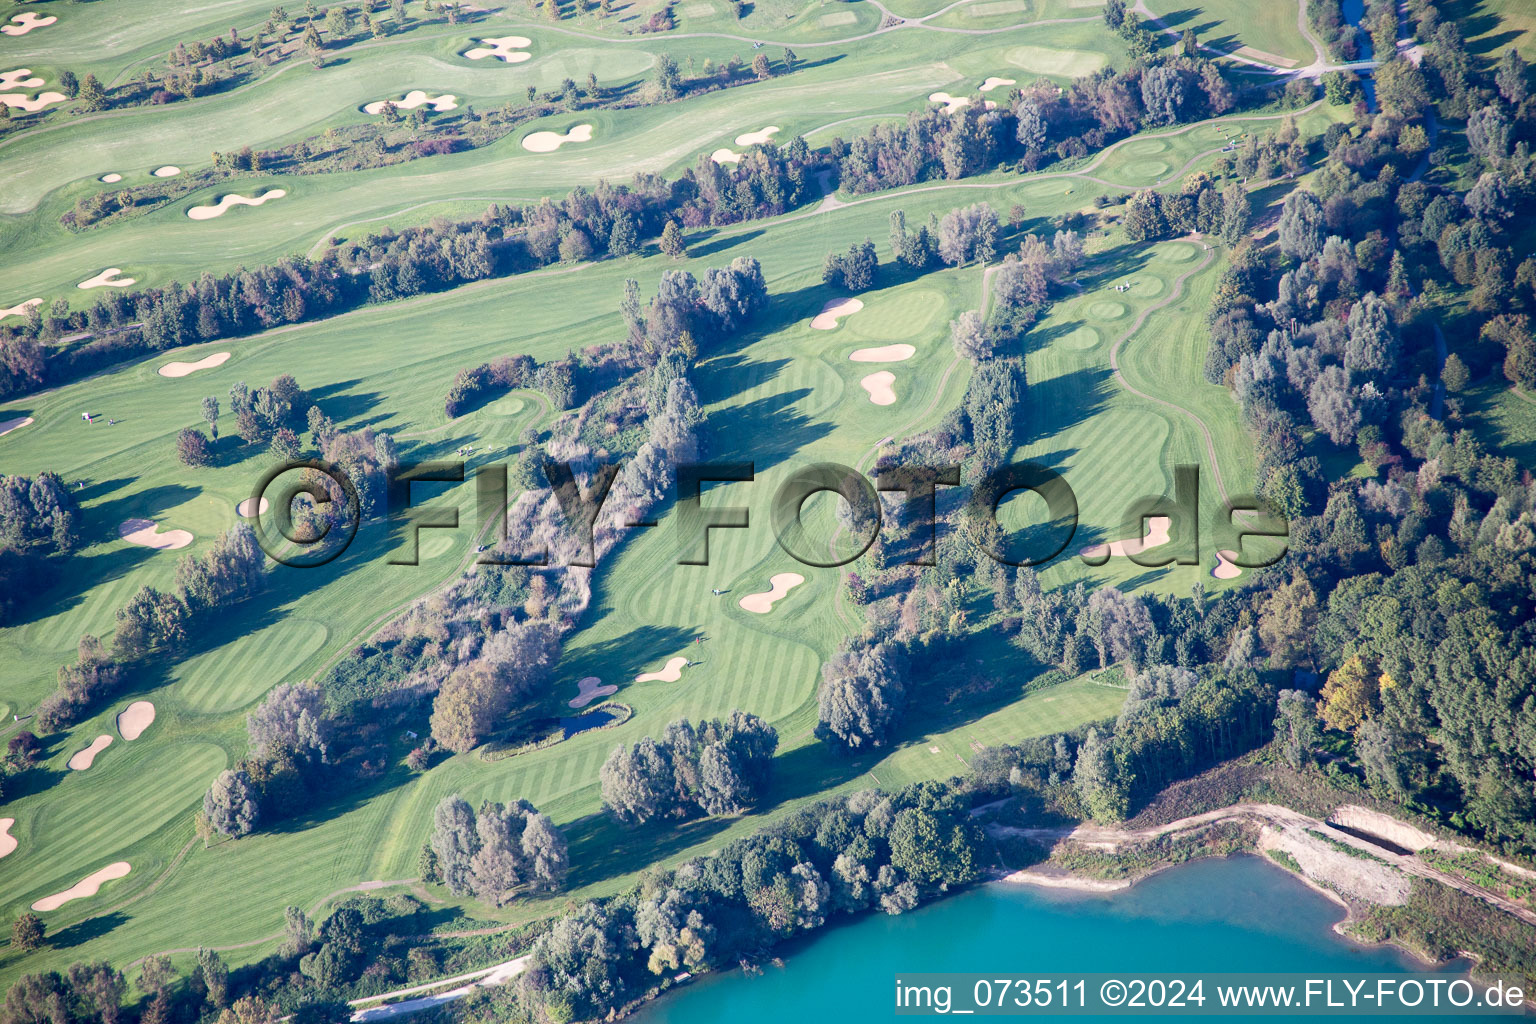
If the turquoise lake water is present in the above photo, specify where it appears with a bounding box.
[634,856,1470,1022]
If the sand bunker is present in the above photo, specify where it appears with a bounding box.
[78,268,136,290]
[0,89,66,113]
[119,518,194,550]
[158,352,230,377]
[100,173,122,183]
[522,124,593,152]
[0,818,14,860]
[634,656,688,683]
[849,344,915,362]
[187,189,286,220]
[236,496,270,517]
[2,13,55,36]
[365,91,459,114]
[0,70,44,89]
[1080,515,1171,560]
[739,572,804,613]
[979,76,1016,92]
[734,126,779,147]
[860,371,897,405]
[153,166,181,178]
[928,92,996,114]
[32,863,132,912]
[1235,45,1298,68]
[711,148,743,164]
[69,735,113,771]
[1212,549,1242,579]
[810,297,863,330]
[0,416,34,437]
[465,36,532,62]
[1,297,42,321]
[568,676,616,709]
[117,701,155,741]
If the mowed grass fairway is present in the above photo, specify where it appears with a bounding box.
[0,0,1358,991]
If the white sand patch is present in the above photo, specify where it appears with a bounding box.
[236,496,270,517]
[929,92,995,113]
[0,818,14,860]
[78,268,136,290]
[119,518,194,550]
[860,371,897,405]
[710,148,743,164]
[634,656,688,683]
[0,90,66,112]
[158,352,230,377]
[117,701,155,741]
[1080,515,1171,560]
[187,189,286,220]
[32,862,132,912]
[810,297,863,330]
[739,572,804,613]
[734,126,779,147]
[0,416,34,437]
[1212,549,1242,579]
[68,735,113,771]
[465,36,532,61]
[522,123,593,152]
[153,166,182,178]
[1,297,42,321]
[365,90,459,114]
[568,676,616,708]
[101,173,123,183]
[0,70,44,90]
[2,13,56,36]
[979,76,1016,92]
[1235,45,1299,68]
[849,344,915,362]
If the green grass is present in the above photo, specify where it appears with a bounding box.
[1143,0,1319,68]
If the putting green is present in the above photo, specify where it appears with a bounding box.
[419,530,459,560]
[484,395,526,416]
[1004,44,1107,79]
[1086,300,1128,320]
[1159,243,1199,263]
[842,286,947,342]
[1130,276,1167,299]
[1119,137,1171,156]
[1122,160,1172,180]
[1060,325,1101,350]
[175,619,330,713]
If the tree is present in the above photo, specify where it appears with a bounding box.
[203,769,260,838]
[11,913,43,952]
[247,682,329,761]
[430,662,510,753]
[177,427,213,466]
[201,396,220,439]
[752,53,771,79]
[949,310,992,362]
[1072,727,1127,821]
[77,73,108,111]
[195,948,230,1009]
[1103,0,1125,29]
[431,795,481,896]
[1257,576,1317,669]
[138,955,173,995]
[1122,190,1163,243]
[608,212,638,257]
[58,70,78,98]
[1317,655,1376,733]
[659,220,687,259]
[1374,60,1429,120]
[520,809,569,890]
[1277,189,1325,261]
[1219,182,1249,245]
[936,203,999,266]
[1441,352,1469,392]
[816,642,906,749]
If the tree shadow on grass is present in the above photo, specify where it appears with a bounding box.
[48,911,128,949]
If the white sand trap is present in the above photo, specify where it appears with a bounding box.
[0,416,34,437]
[32,863,132,912]
[1212,549,1242,579]
[100,173,123,183]
[928,92,996,113]
[734,126,779,147]
[365,91,459,114]
[849,344,915,362]
[236,496,270,517]
[568,676,616,709]
[521,123,593,152]
[187,189,286,220]
[153,166,181,178]
[860,371,897,405]
[0,818,15,860]
[2,13,56,36]
[465,36,532,62]
[0,90,66,112]
[1235,46,1298,68]
[1,297,42,321]
[739,572,804,613]
[1080,515,1171,560]
[119,518,194,550]
[810,297,863,330]
[69,735,113,771]
[78,268,136,290]
[634,656,688,683]
[710,148,743,164]
[0,70,44,90]
[116,701,155,741]
[979,76,1016,92]
[157,352,230,377]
